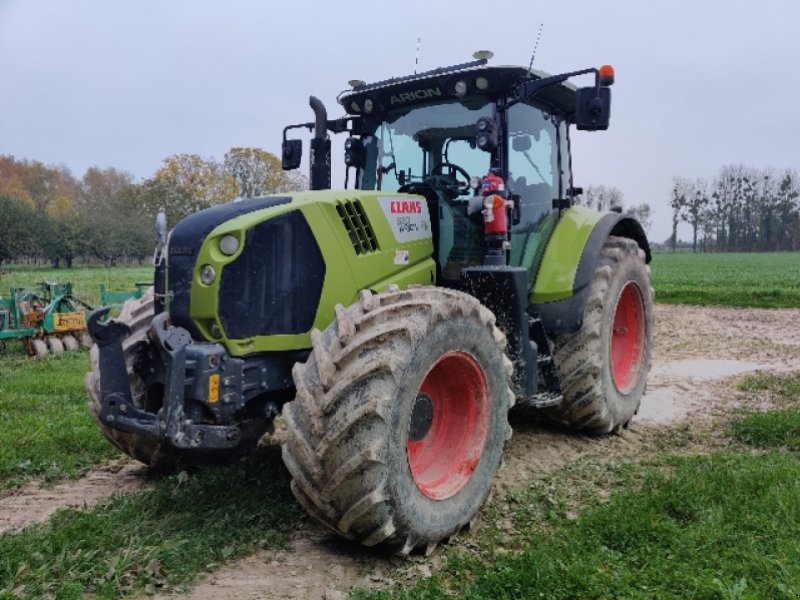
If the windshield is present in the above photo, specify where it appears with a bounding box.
[361,98,493,194]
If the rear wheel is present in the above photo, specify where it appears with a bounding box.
[282,287,514,554]
[548,236,653,433]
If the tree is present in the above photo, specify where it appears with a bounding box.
[82,166,133,209]
[223,147,288,198]
[0,196,42,263]
[582,185,624,212]
[154,154,237,219]
[44,195,87,267]
[683,178,709,253]
[671,164,800,252]
[670,178,692,253]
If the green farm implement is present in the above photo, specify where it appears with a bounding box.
[99,282,152,308]
[0,282,93,356]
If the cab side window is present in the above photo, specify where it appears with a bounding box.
[507,104,562,231]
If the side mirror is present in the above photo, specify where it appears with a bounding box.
[511,135,532,152]
[575,87,611,131]
[281,139,303,170]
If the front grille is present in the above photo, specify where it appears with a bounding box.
[218,211,325,339]
[336,199,378,254]
[167,196,292,339]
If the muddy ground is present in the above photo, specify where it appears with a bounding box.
[1,303,799,598]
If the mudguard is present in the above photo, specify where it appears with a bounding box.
[530,206,650,333]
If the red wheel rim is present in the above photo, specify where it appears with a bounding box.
[406,351,489,500]
[611,282,646,394]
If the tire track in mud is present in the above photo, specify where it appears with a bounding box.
[0,462,152,534]
[2,304,798,598]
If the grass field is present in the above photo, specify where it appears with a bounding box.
[0,264,153,308]
[4,251,798,312]
[0,352,118,489]
[650,251,800,308]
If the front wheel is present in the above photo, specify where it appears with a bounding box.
[282,287,514,554]
[548,236,653,433]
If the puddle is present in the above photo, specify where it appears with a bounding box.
[650,359,764,381]
[637,359,765,425]
[637,387,693,424]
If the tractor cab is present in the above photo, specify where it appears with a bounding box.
[282,56,614,283]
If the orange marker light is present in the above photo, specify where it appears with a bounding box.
[599,64,615,86]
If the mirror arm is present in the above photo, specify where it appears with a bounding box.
[511,67,599,107]
[282,122,315,142]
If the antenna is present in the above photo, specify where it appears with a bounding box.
[528,23,544,72]
[415,36,421,74]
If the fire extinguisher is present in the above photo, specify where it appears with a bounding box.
[479,168,511,265]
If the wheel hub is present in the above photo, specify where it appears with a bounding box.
[406,351,490,500]
[611,281,646,394]
[408,393,434,442]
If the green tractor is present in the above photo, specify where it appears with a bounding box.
[87,54,652,555]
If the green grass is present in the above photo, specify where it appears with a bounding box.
[0,264,154,488]
[0,351,119,490]
[727,372,800,450]
[0,446,303,599]
[0,264,152,307]
[356,451,800,600]
[651,251,800,308]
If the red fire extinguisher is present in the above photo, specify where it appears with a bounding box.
[481,169,509,237]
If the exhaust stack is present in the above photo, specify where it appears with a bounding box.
[309,96,331,190]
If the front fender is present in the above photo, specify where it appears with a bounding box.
[530,206,650,333]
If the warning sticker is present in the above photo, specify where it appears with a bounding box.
[394,250,410,265]
[378,197,431,244]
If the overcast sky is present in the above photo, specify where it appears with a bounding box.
[2,0,799,242]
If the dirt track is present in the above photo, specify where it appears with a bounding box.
[1,304,799,598]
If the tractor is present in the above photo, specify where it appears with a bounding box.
[86,53,652,555]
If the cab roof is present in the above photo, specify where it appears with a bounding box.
[338,59,577,117]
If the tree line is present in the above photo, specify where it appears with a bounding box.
[0,149,307,267]
[670,164,800,252]
[576,185,653,234]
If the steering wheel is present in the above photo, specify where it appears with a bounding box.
[427,162,471,195]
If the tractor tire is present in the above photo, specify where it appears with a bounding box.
[86,288,163,466]
[282,286,514,555]
[46,336,64,355]
[86,288,269,471]
[548,236,653,433]
[31,338,48,359]
[62,334,79,352]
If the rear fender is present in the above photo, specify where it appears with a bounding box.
[530,206,650,333]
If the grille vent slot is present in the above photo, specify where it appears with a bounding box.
[336,199,378,255]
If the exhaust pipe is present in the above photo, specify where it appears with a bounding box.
[309,96,331,190]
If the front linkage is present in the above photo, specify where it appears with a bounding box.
[88,308,245,451]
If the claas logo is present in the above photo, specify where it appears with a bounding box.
[390,200,422,214]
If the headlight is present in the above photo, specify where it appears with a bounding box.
[200,264,216,285]
[219,234,239,256]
